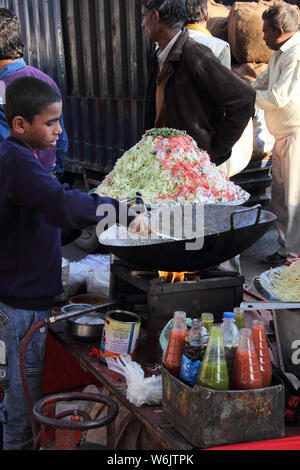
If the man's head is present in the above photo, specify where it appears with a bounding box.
[262,3,299,51]
[185,0,208,25]
[141,0,187,43]
[0,8,24,60]
[4,77,62,150]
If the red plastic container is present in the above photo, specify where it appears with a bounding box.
[252,320,272,387]
[164,311,187,378]
[232,328,263,390]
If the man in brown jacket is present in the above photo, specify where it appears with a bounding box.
[142,0,256,166]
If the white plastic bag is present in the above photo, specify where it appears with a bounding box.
[106,354,162,407]
[68,254,111,296]
[253,109,275,154]
[219,118,253,177]
[86,270,110,297]
[69,262,90,295]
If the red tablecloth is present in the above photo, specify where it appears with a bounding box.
[43,334,97,394]
[207,435,300,450]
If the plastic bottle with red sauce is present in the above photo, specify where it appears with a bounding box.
[164,311,187,378]
[252,320,272,387]
[232,328,263,390]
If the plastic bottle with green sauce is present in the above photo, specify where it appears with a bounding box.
[197,326,229,390]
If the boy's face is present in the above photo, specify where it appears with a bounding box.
[13,101,63,150]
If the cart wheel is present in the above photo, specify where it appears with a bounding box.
[33,392,118,430]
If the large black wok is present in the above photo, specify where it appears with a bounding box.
[99,204,276,271]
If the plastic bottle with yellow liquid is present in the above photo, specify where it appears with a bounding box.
[201,312,214,333]
[197,326,229,390]
[234,307,246,330]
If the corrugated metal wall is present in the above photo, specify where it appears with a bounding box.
[60,0,149,174]
[0,0,66,92]
[61,0,148,100]
[0,0,149,175]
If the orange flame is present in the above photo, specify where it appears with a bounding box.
[159,271,197,283]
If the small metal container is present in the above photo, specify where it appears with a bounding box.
[62,304,105,342]
[99,310,141,361]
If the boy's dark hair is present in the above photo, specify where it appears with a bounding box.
[4,77,61,127]
[0,8,24,60]
[185,0,208,24]
[141,0,187,29]
[262,3,299,33]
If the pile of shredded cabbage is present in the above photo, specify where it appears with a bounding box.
[96,128,250,205]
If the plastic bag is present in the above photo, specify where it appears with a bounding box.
[106,354,162,407]
[68,254,111,295]
[86,270,110,297]
[253,109,275,154]
[219,117,253,177]
[69,262,89,295]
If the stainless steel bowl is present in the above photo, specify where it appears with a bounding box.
[62,304,105,342]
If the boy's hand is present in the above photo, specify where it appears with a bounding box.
[128,214,151,236]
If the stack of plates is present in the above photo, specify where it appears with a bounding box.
[54,258,70,303]
[254,266,287,301]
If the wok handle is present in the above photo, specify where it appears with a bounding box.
[230,204,262,230]
[124,193,149,214]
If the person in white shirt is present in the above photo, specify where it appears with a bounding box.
[252,3,300,265]
[185,0,231,69]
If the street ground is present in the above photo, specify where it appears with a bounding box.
[241,226,278,287]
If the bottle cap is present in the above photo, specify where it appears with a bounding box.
[223,312,235,319]
[174,311,186,319]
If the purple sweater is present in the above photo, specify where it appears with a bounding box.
[0,137,131,310]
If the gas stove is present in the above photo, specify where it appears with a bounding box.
[110,257,244,364]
